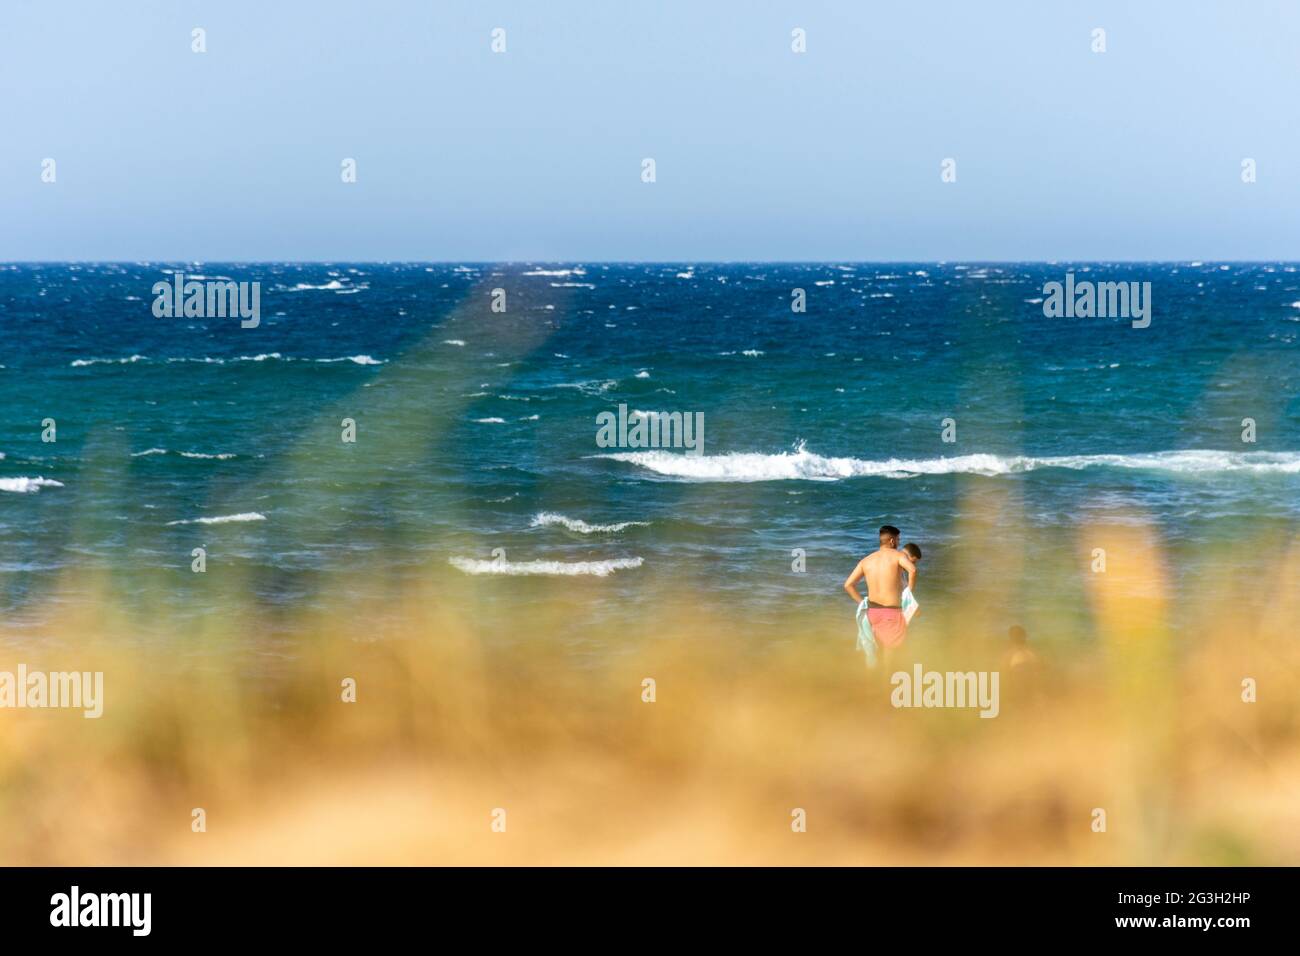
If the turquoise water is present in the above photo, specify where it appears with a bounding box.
[2,263,1298,642]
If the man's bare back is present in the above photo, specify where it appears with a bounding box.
[859,548,911,607]
[843,527,917,608]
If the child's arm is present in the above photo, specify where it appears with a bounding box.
[898,554,918,593]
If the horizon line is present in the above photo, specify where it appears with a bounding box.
[4,259,1298,267]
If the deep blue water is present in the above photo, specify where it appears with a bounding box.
[1,263,1298,642]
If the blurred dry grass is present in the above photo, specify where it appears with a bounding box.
[1,514,1297,866]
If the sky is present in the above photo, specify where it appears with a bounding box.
[1,0,1298,261]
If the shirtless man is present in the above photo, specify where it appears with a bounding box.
[843,525,918,651]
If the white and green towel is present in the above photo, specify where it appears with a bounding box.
[855,597,878,667]
[901,586,919,623]
[854,587,918,667]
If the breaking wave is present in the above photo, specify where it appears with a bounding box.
[0,477,64,494]
[448,555,643,576]
[166,512,267,526]
[530,512,649,534]
[71,354,384,367]
[132,448,237,460]
[594,447,1300,482]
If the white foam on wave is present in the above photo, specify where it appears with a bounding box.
[522,268,585,277]
[442,339,467,346]
[551,379,618,395]
[158,354,382,365]
[132,448,236,459]
[164,354,279,364]
[594,446,1300,482]
[220,353,281,363]
[70,355,147,367]
[473,417,506,424]
[167,512,267,526]
[287,280,347,291]
[1033,450,1300,475]
[530,512,649,534]
[449,555,642,577]
[0,476,64,493]
[315,355,384,365]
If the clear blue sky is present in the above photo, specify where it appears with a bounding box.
[2,0,1297,261]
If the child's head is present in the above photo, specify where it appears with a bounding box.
[903,542,922,562]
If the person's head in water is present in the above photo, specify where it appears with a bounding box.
[1006,625,1037,668]
[903,543,922,564]
[879,525,901,548]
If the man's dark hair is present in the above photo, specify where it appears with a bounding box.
[903,543,922,560]
[879,525,901,539]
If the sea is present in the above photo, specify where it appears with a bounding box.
[2,263,1298,648]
